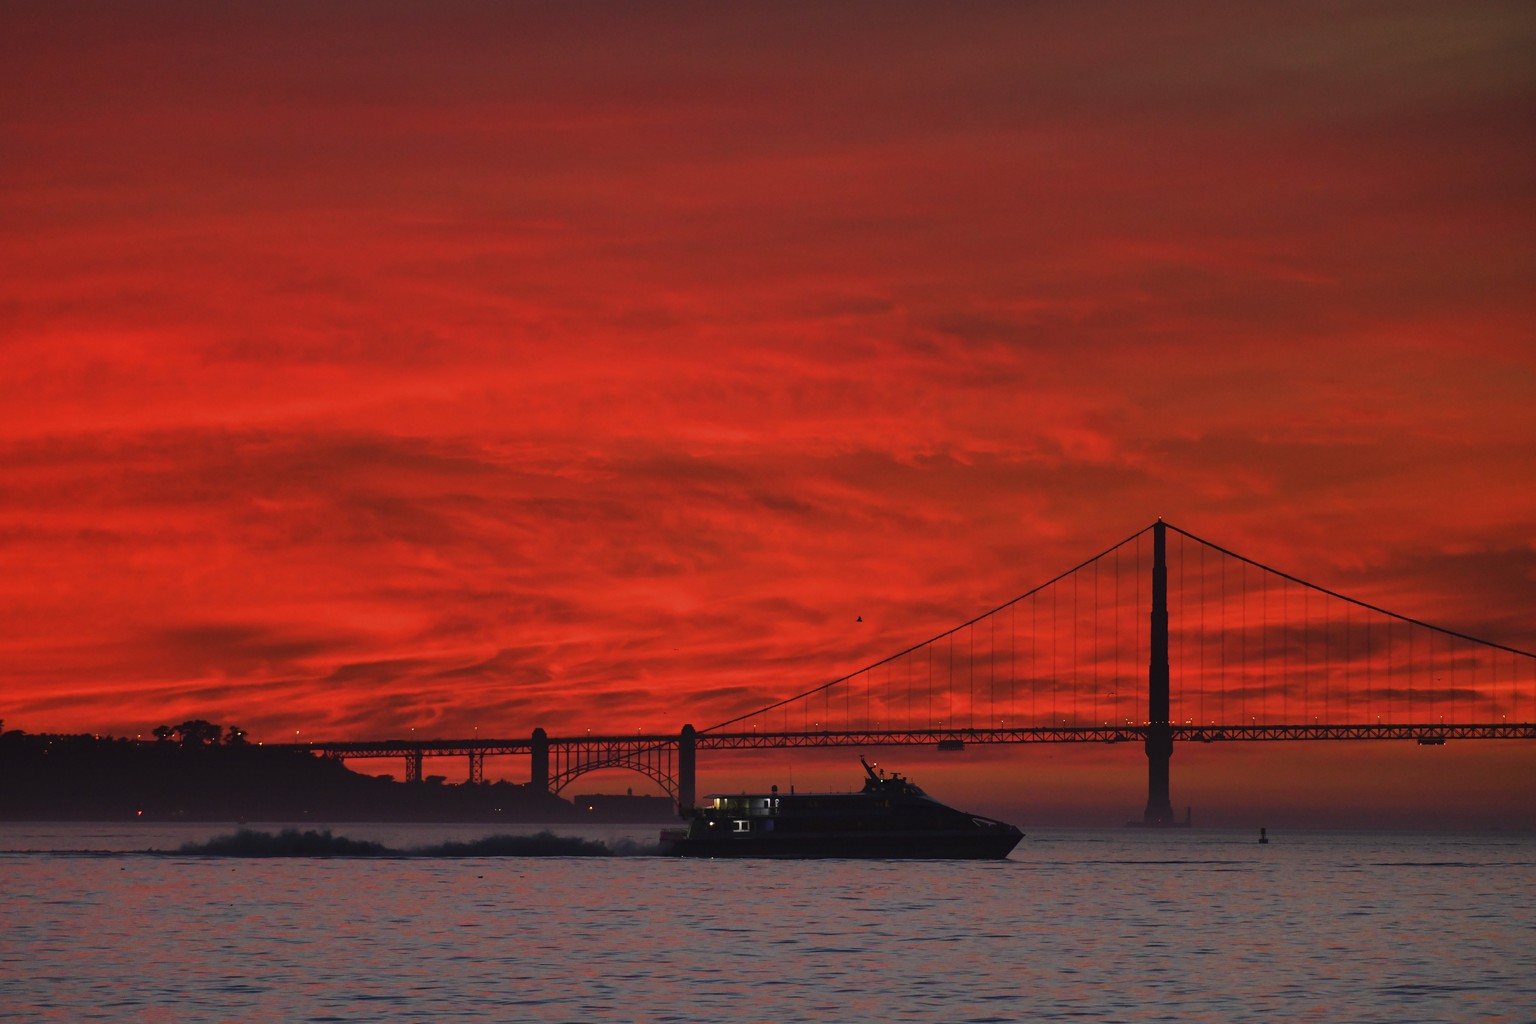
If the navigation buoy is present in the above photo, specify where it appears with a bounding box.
[1259,827,1269,844]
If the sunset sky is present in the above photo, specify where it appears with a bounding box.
[3,2,1533,826]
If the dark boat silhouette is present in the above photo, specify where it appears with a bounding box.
[662,757,1023,859]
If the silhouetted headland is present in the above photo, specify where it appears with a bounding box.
[0,724,672,824]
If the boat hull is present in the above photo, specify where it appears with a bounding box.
[666,827,1022,859]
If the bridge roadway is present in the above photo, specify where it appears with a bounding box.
[275,720,1536,801]
[281,721,1536,760]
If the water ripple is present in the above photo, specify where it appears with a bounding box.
[4,826,1534,1023]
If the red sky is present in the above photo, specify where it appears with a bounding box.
[3,2,1533,826]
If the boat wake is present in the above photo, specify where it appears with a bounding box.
[169,828,663,857]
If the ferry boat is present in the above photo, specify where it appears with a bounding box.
[661,757,1023,859]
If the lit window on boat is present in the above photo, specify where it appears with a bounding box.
[733,819,751,833]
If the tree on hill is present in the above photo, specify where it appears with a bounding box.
[151,719,241,747]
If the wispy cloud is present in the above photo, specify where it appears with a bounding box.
[0,3,1531,821]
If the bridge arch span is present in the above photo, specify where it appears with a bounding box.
[547,737,680,803]
[550,758,676,800]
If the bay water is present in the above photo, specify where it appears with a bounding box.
[3,823,1532,1023]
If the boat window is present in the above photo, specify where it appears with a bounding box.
[732,819,750,833]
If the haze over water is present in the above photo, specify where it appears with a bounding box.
[5,823,1532,1023]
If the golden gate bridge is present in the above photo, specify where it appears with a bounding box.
[283,521,1536,823]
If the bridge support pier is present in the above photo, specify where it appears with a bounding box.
[1143,519,1178,826]
[531,727,549,795]
[405,749,424,784]
[467,750,485,785]
[678,724,696,814]
[1143,724,1175,824]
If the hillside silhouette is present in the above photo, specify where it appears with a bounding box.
[0,723,595,823]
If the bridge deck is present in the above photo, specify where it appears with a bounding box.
[275,722,1535,760]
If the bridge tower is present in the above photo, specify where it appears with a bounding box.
[1143,519,1177,825]
[531,727,549,795]
[678,723,696,813]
